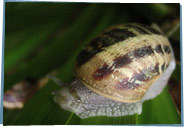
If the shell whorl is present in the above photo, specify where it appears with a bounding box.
[75,23,172,103]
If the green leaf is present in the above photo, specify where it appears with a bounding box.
[4,3,181,125]
[138,87,181,124]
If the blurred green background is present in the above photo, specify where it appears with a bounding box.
[4,3,181,125]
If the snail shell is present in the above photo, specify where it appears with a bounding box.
[53,23,176,118]
[75,23,172,103]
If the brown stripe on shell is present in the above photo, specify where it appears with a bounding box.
[155,44,164,55]
[113,54,132,68]
[76,28,136,67]
[151,63,160,74]
[76,24,164,67]
[93,63,113,80]
[102,28,137,40]
[114,46,154,68]
[93,46,155,80]
[163,45,171,54]
[124,24,150,34]
[132,46,154,58]
[134,23,162,35]
[116,63,160,90]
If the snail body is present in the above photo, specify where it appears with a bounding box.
[52,23,176,119]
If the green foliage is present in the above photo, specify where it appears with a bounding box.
[4,3,181,125]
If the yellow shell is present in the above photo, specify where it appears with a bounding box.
[74,23,172,103]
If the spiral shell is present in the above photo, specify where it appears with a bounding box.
[53,23,175,119]
[74,23,172,103]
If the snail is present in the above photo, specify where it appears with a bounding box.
[50,23,176,119]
